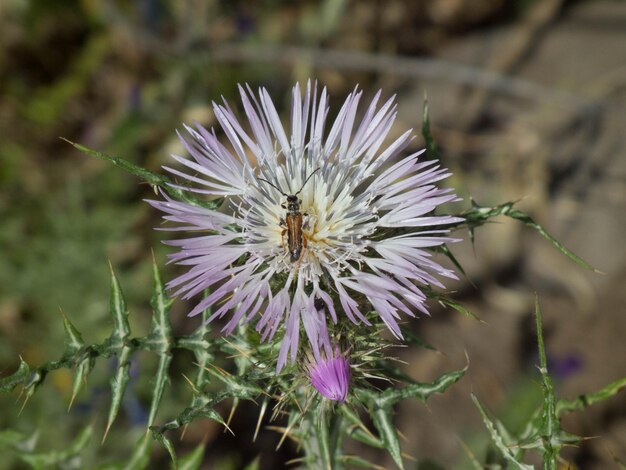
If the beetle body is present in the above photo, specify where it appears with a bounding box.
[283,202,305,263]
[258,169,319,264]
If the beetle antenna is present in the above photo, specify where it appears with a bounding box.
[295,168,321,196]
[258,177,288,197]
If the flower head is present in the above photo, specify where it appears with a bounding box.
[149,81,462,370]
[308,349,351,402]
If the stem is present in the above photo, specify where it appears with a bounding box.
[300,404,344,470]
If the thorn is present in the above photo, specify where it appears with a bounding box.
[221,420,235,436]
[253,399,269,442]
[226,398,238,431]
[276,416,299,450]
[284,457,308,466]
[102,421,112,444]
[18,393,30,415]
[401,451,417,462]
[222,337,251,358]
[181,373,201,395]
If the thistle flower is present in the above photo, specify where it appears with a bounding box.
[149,81,462,370]
[308,349,351,402]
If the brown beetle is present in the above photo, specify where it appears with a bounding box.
[259,169,320,263]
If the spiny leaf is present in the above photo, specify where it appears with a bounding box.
[103,346,132,443]
[535,298,559,468]
[313,410,333,470]
[95,433,152,469]
[421,97,441,161]
[151,429,177,468]
[505,208,599,272]
[145,257,174,429]
[354,367,466,468]
[339,454,386,469]
[204,366,263,398]
[62,139,221,209]
[438,244,466,277]
[471,394,533,470]
[145,255,173,353]
[109,265,131,342]
[423,287,481,321]
[69,357,94,410]
[400,328,437,352]
[147,353,172,428]
[61,312,85,355]
[359,366,466,407]
[556,375,626,415]
[370,406,404,470]
[18,424,93,469]
[176,442,206,470]
[121,433,152,470]
[151,389,240,461]
[341,406,383,449]
[0,357,31,393]
[458,200,598,272]
[192,291,214,390]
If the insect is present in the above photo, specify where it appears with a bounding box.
[258,168,320,263]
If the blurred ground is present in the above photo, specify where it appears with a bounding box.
[0,0,625,468]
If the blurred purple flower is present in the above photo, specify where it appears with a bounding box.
[149,81,462,370]
[309,350,351,402]
[549,353,583,379]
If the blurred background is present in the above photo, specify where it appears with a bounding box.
[1,0,625,468]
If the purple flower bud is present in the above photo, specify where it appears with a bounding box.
[308,351,351,402]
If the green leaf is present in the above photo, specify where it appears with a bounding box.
[556,375,626,415]
[103,345,132,443]
[122,434,152,470]
[423,287,481,321]
[421,97,441,161]
[378,366,467,406]
[69,357,94,410]
[338,454,385,469]
[151,429,177,468]
[313,411,333,470]
[177,442,205,470]
[62,139,222,209]
[371,406,404,470]
[151,389,241,462]
[437,244,467,277]
[145,255,173,353]
[0,429,33,449]
[458,200,598,272]
[61,312,85,355]
[341,407,383,449]
[534,298,558,468]
[400,328,437,352]
[19,424,93,469]
[147,352,172,429]
[471,394,533,470]
[107,264,131,348]
[143,257,174,429]
[0,357,31,392]
[506,208,598,272]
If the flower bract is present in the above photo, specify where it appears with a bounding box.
[308,350,351,402]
